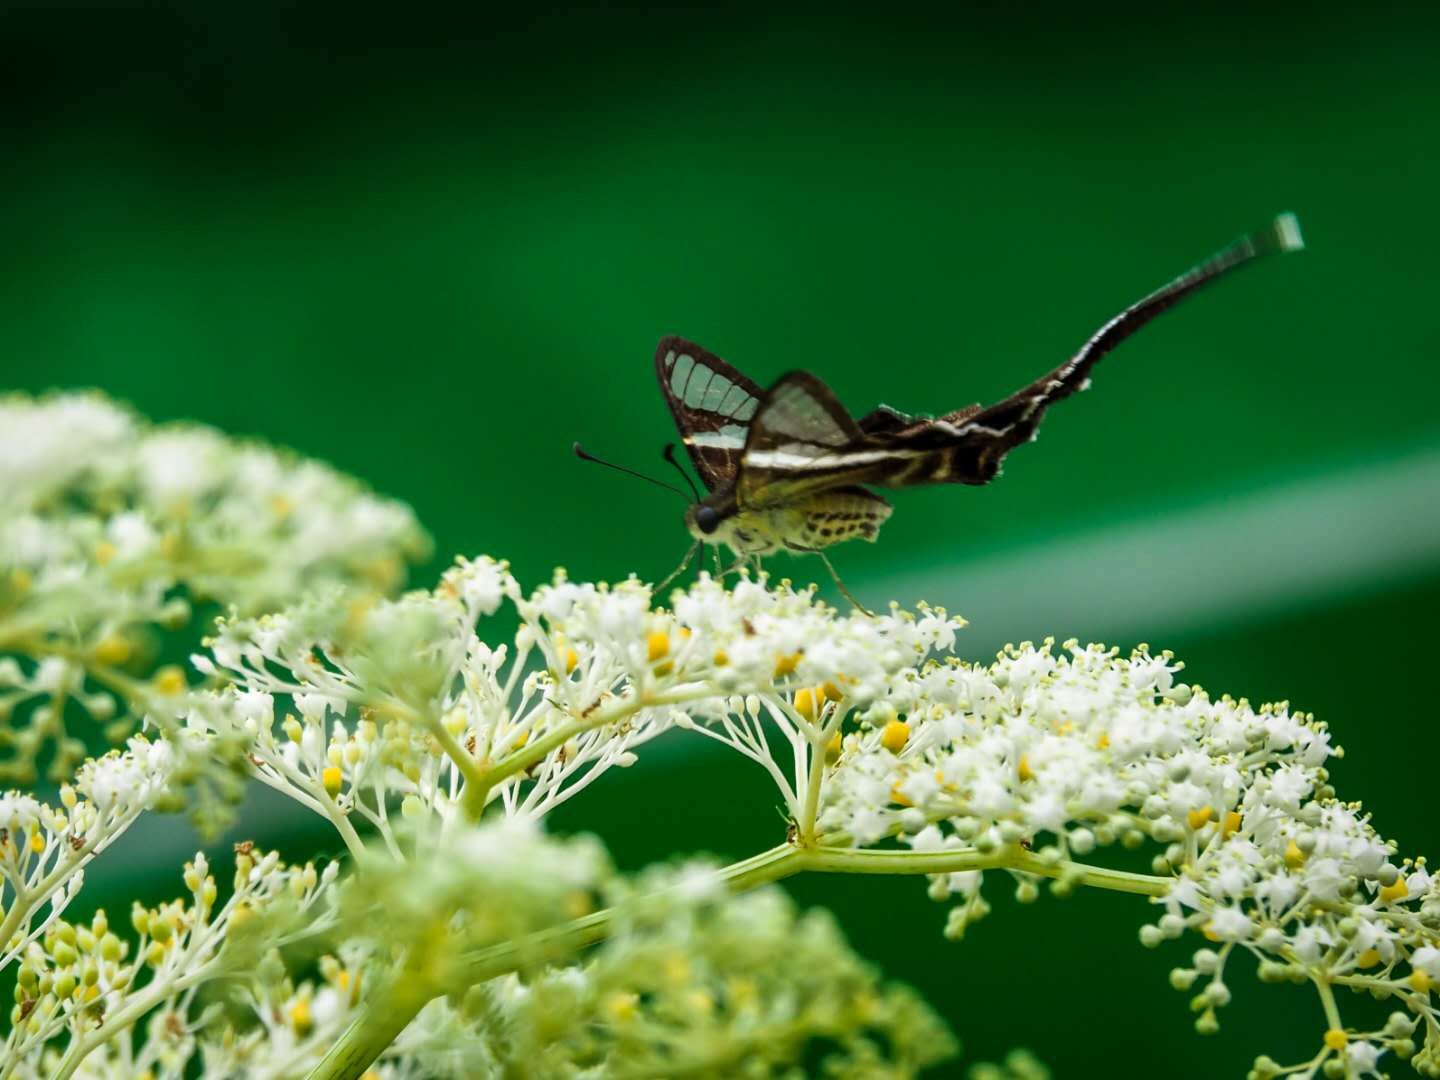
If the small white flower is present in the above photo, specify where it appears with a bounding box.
[1206,906,1255,942]
[1345,1040,1382,1075]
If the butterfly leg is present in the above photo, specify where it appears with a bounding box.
[712,545,724,578]
[655,541,700,593]
[816,551,873,616]
[716,555,750,581]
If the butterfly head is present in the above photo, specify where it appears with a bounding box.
[684,496,791,557]
[684,500,725,541]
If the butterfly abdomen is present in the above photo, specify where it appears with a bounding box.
[785,488,893,552]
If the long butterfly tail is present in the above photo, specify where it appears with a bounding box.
[1068,212,1304,382]
[931,215,1305,488]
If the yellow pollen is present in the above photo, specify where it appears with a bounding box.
[95,541,117,566]
[602,991,639,1023]
[662,952,691,984]
[564,646,579,673]
[1223,811,1242,838]
[821,681,844,703]
[1017,754,1034,782]
[678,627,692,639]
[825,732,842,761]
[289,997,313,1035]
[342,596,374,638]
[1056,721,1075,735]
[1202,922,1220,942]
[1357,948,1381,968]
[793,687,819,720]
[360,555,402,591]
[321,766,343,796]
[1323,1028,1348,1051]
[774,652,801,678]
[1409,970,1433,993]
[712,648,729,666]
[1187,806,1215,831]
[153,666,187,696]
[1095,731,1110,750]
[880,720,910,754]
[727,976,759,1010]
[890,785,913,807]
[647,631,670,662]
[94,635,132,665]
[29,831,45,854]
[269,494,293,519]
[1285,840,1306,869]
[1379,879,1408,904]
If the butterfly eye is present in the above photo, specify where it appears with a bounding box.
[694,506,720,534]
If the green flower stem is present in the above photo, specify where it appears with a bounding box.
[0,813,137,970]
[796,712,845,848]
[304,842,1168,1080]
[467,685,712,809]
[802,846,1173,897]
[379,699,490,823]
[49,955,224,1080]
[428,720,488,823]
[1315,974,1344,1033]
[318,792,368,861]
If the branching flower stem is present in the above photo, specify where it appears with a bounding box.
[466,685,713,810]
[798,710,845,847]
[304,841,1169,1080]
[0,809,142,969]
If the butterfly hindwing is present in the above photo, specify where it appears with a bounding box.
[912,214,1307,483]
[654,336,765,490]
[738,372,922,507]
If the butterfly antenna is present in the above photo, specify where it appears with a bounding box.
[661,443,701,502]
[573,443,691,502]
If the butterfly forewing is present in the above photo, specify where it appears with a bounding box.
[738,373,917,508]
[654,336,764,490]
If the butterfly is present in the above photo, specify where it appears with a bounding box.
[587,214,1303,605]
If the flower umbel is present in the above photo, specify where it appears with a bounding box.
[3,391,1435,1079]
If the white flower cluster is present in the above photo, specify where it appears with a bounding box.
[0,392,427,611]
[4,842,337,1080]
[193,562,963,852]
[1,736,173,975]
[815,639,1440,1077]
[460,860,956,1078]
[196,562,1439,1077]
[0,391,427,781]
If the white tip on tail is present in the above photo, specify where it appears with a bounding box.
[1272,212,1304,252]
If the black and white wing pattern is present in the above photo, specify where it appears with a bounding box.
[852,212,1308,486]
[737,372,890,508]
[654,336,765,491]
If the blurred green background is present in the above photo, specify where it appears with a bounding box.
[4,5,1439,1075]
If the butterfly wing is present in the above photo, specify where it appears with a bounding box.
[858,403,981,437]
[654,336,765,491]
[737,372,909,508]
[856,213,1307,486]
